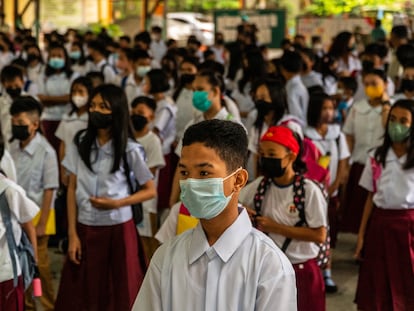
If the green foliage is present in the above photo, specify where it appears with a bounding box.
[306,0,406,16]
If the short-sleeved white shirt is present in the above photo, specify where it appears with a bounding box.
[239,177,328,264]
[0,175,39,283]
[55,112,88,150]
[1,150,17,182]
[155,201,181,243]
[304,125,350,189]
[285,75,309,125]
[342,100,385,164]
[359,150,414,209]
[175,88,200,141]
[124,74,145,107]
[133,208,297,311]
[153,97,177,155]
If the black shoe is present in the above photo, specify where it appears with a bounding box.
[324,277,338,294]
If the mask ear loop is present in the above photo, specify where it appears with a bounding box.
[223,167,243,197]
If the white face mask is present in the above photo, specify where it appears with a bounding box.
[72,95,88,108]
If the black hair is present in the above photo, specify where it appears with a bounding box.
[363,68,387,83]
[173,57,199,101]
[197,69,226,108]
[307,92,332,127]
[239,47,267,92]
[396,44,414,68]
[131,96,157,111]
[292,131,307,174]
[375,99,414,169]
[69,76,94,115]
[87,40,108,57]
[328,31,353,58]
[146,69,170,94]
[251,78,288,129]
[391,25,409,39]
[364,43,388,59]
[1,65,24,82]
[134,31,151,46]
[0,126,4,163]
[300,47,316,64]
[10,96,43,116]
[24,43,44,64]
[75,84,133,173]
[375,19,382,28]
[320,54,338,82]
[280,50,303,74]
[45,43,73,78]
[198,60,225,75]
[203,49,214,60]
[86,71,105,85]
[161,54,178,87]
[120,47,134,62]
[119,35,131,44]
[182,119,248,172]
[151,26,162,34]
[131,48,150,62]
[11,57,28,69]
[338,76,358,95]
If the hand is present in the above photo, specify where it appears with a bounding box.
[90,197,119,210]
[354,234,364,260]
[35,223,46,237]
[255,216,277,233]
[68,234,82,265]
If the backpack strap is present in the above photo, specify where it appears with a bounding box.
[281,174,307,252]
[24,80,32,93]
[0,189,19,287]
[253,176,273,218]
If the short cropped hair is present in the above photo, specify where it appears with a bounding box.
[280,50,303,74]
[182,119,248,172]
[10,96,42,117]
[131,96,157,112]
[1,65,24,83]
[339,76,358,95]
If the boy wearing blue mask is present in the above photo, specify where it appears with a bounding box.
[133,119,297,311]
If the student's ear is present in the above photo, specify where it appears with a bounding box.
[211,86,220,98]
[32,119,40,132]
[149,113,155,122]
[288,152,298,165]
[233,169,248,192]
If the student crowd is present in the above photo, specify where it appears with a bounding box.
[0,20,414,311]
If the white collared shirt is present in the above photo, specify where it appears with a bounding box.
[133,208,297,311]
[285,75,309,124]
[124,73,145,106]
[239,177,327,264]
[342,100,385,164]
[55,111,88,150]
[0,175,39,283]
[359,150,414,209]
[86,59,117,84]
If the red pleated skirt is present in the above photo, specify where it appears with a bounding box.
[0,277,24,311]
[293,259,326,311]
[355,208,414,311]
[340,163,369,233]
[41,120,61,154]
[157,152,179,212]
[55,220,146,311]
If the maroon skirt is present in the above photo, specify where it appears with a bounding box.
[355,208,414,311]
[0,277,23,311]
[55,220,145,311]
[157,152,179,212]
[41,120,61,154]
[340,163,369,233]
[293,259,325,311]
[328,196,339,248]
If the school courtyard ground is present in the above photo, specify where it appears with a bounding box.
[37,232,360,310]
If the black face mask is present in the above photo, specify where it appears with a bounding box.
[401,78,414,92]
[131,114,148,132]
[180,74,195,85]
[6,87,22,98]
[12,125,30,141]
[90,112,112,129]
[27,53,40,63]
[260,157,286,178]
[255,100,273,118]
[216,38,224,45]
[362,60,375,72]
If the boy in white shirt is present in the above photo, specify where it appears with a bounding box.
[131,96,166,259]
[133,119,297,311]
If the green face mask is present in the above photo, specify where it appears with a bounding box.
[388,122,411,143]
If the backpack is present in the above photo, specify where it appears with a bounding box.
[0,190,36,290]
[254,174,330,268]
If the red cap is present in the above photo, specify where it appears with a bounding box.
[260,126,300,155]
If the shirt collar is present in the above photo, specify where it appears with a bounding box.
[357,100,383,114]
[22,132,42,156]
[386,148,407,164]
[95,138,113,155]
[96,59,107,68]
[188,208,253,264]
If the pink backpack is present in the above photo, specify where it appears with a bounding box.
[301,137,331,189]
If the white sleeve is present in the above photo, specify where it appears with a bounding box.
[155,202,180,244]
[248,127,259,154]
[304,181,328,228]
[256,249,297,311]
[146,135,166,170]
[1,151,17,182]
[132,245,164,311]
[7,184,39,223]
[359,156,374,192]
[342,106,356,136]
[338,132,351,160]
[238,177,263,209]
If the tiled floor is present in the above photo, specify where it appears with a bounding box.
[36,233,360,310]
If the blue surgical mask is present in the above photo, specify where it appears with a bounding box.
[69,51,81,60]
[192,90,212,112]
[179,168,240,220]
[48,57,65,69]
[136,66,151,78]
